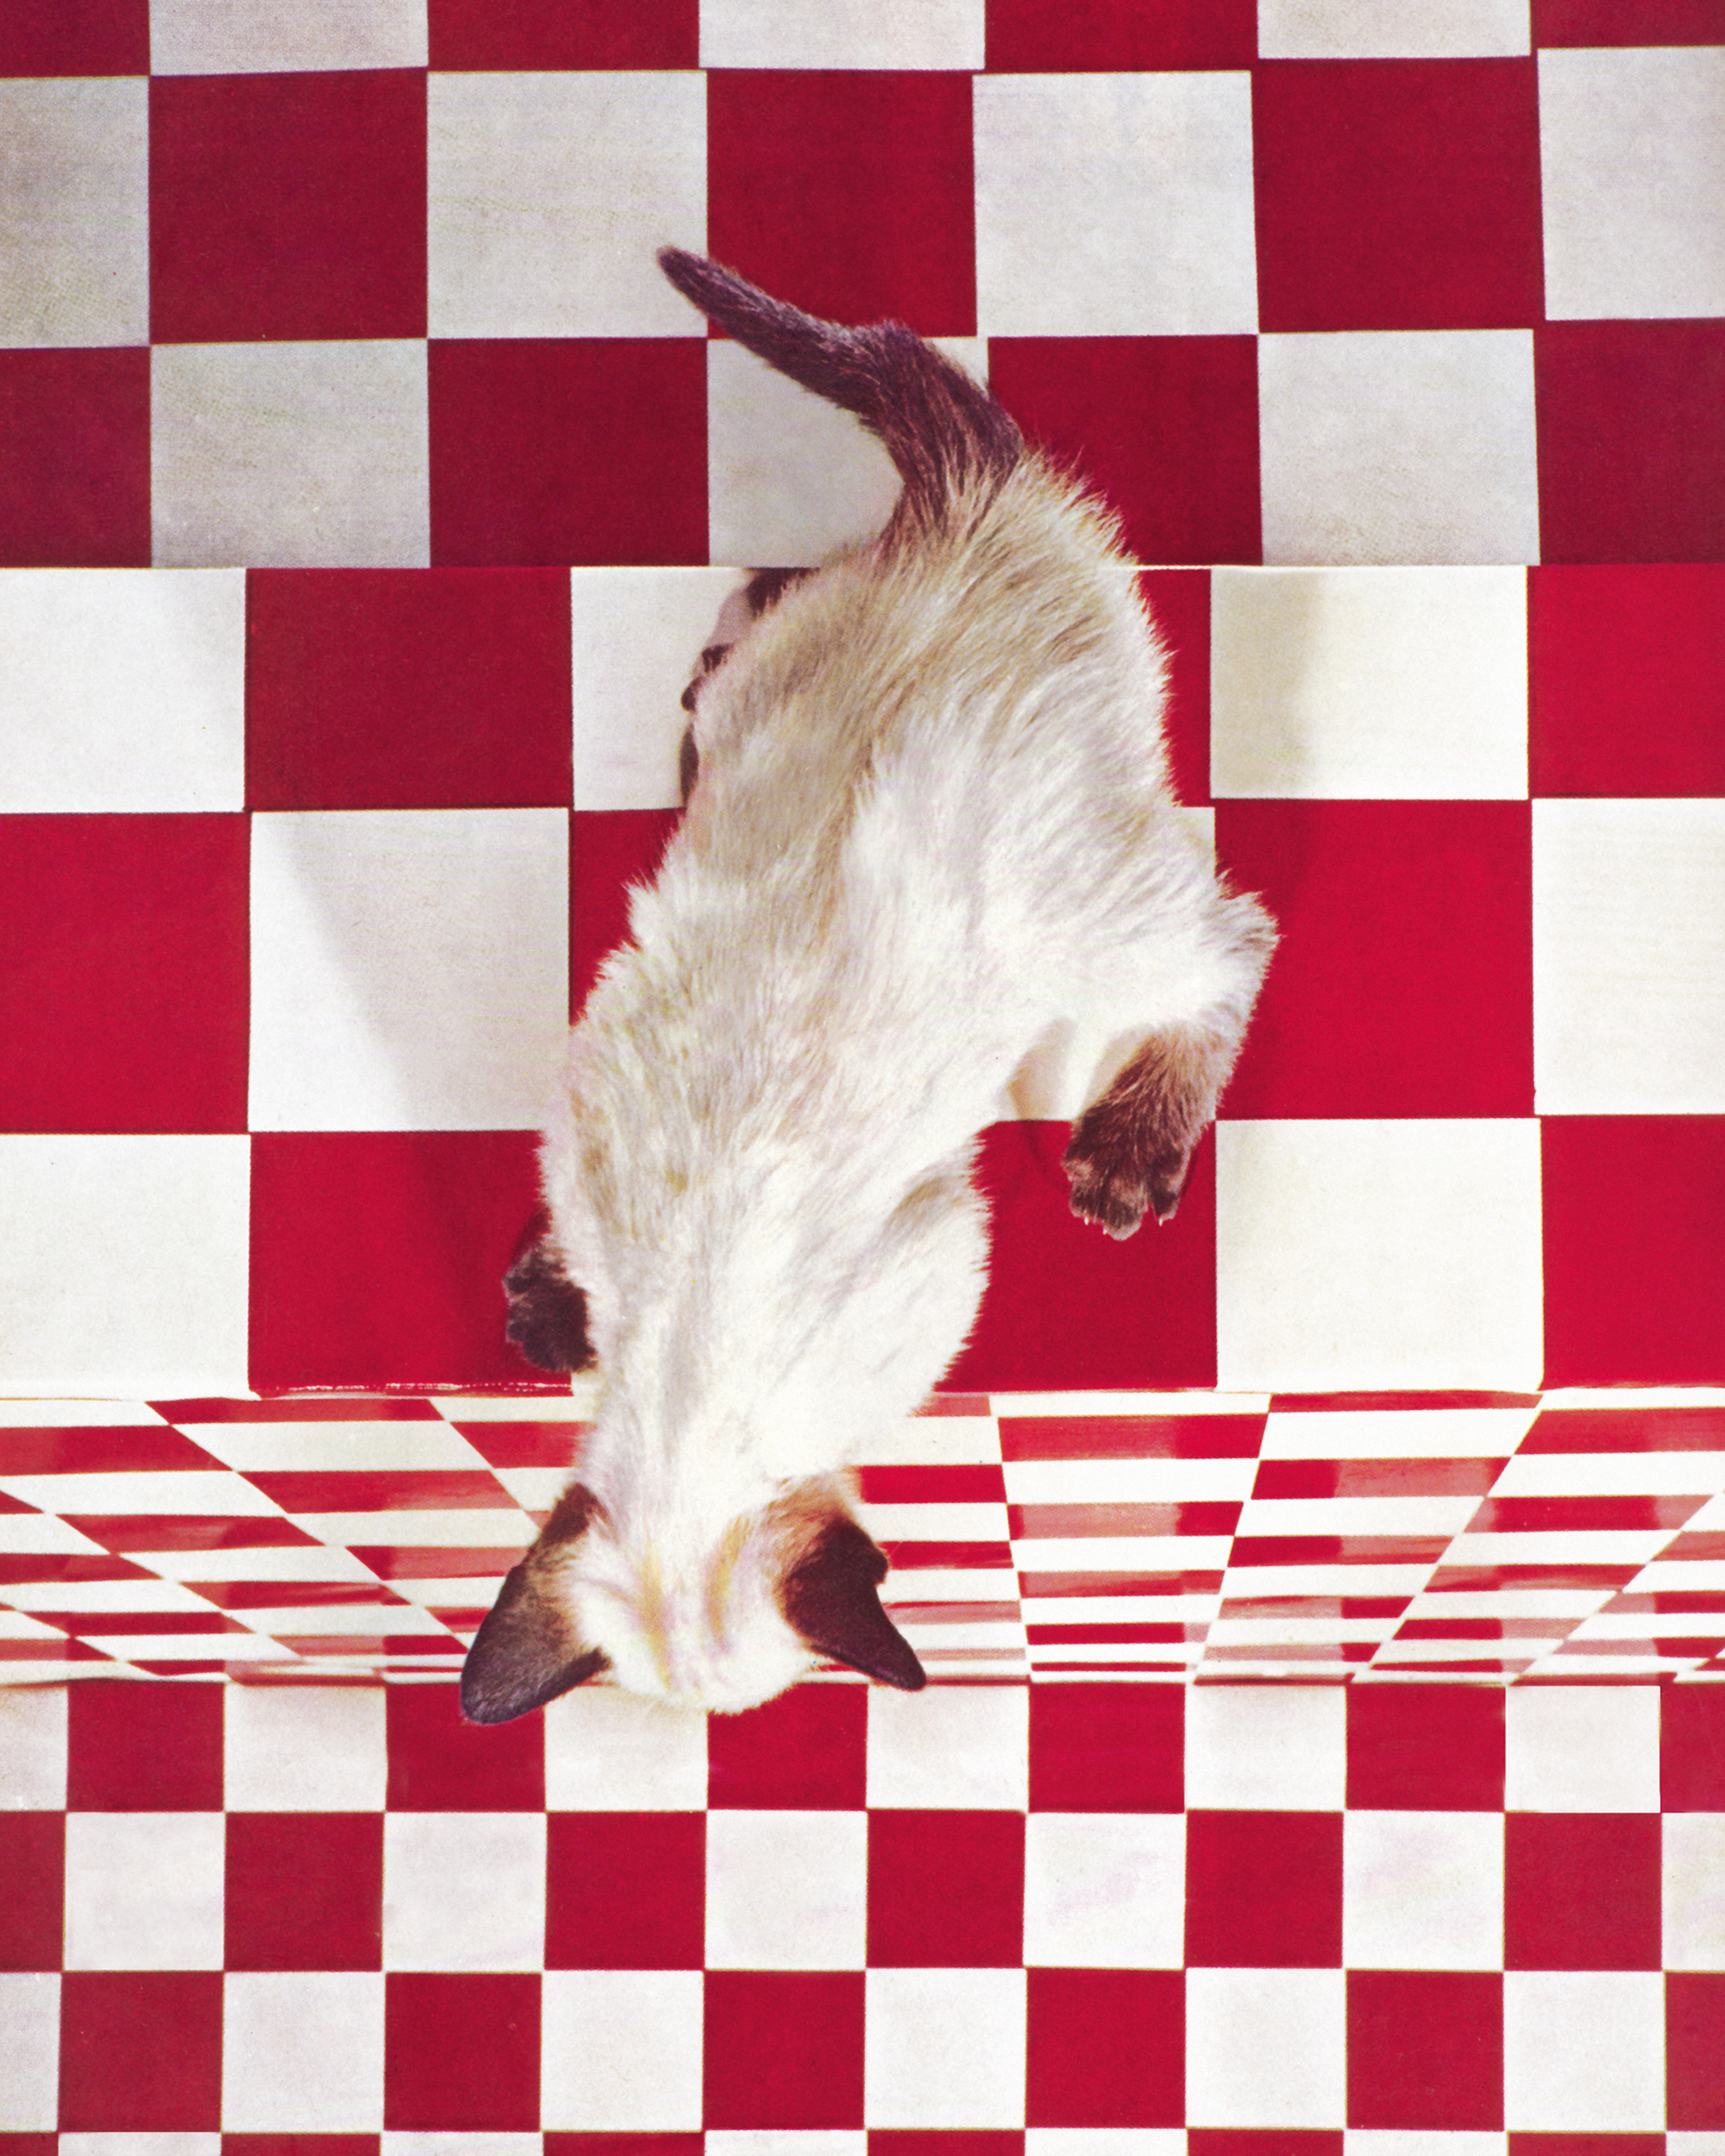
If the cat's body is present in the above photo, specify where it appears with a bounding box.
[461,251,1274,1723]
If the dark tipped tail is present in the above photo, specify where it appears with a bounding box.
[659,247,1020,534]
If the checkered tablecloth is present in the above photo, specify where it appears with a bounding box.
[4,1675,1725,2138]
[2,1,1722,571]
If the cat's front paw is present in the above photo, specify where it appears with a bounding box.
[1062,1116,1193,1238]
[504,1237,596,1373]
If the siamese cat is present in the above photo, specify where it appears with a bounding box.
[461,248,1275,1722]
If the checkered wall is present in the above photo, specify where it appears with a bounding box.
[3,0,1723,571]
[4,1677,1725,2139]
[2,561,1721,1399]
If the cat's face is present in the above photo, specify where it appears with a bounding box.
[460,1475,925,1720]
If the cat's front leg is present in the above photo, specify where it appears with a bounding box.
[1063,1023,1239,1238]
[503,1208,595,1372]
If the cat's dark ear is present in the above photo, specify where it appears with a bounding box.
[782,1514,925,1692]
[461,1484,607,1724]
[504,1210,595,1375]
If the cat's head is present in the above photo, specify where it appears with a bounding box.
[460,1473,925,1720]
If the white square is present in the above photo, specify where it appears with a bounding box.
[0,1974,58,2129]
[1209,568,1527,800]
[0,1135,250,1395]
[540,1969,704,2129]
[975,74,1257,336]
[1185,1683,1346,1809]
[248,809,568,1131]
[707,2140,866,2156]
[1215,1120,1543,1394]
[1665,1813,1725,1970]
[0,572,246,814]
[1026,2136,1186,2156]
[64,1813,224,1969]
[705,1809,867,1968]
[867,1683,1027,1809]
[1343,1811,1503,1969]
[1258,0,1528,55]
[62,2140,222,2156]
[1534,799,1725,1115]
[149,0,426,70]
[706,339,899,567]
[382,2141,540,2156]
[1346,2140,1508,2156]
[701,0,981,66]
[864,1966,1026,2128]
[384,1813,546,1970]
[1672,2140,1725,2156]
[1504,1677,1662,1812]
[222,1972,385,2130]
[1186,1966,1346,2128]
[1259,331,1540,566]
[1503,1970,1665,2130]
[543,1677,708,1808]
[152,342,429,569]
[570,567,741,810]
[0,80,147,347]
[0,1685,67,1806]
[428,74,706,339]
[1540,47,1725,321]
[1024,1813,1184,1967]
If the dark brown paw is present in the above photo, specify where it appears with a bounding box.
[1063,1125,1194,1238]
[504,1237,595,1374]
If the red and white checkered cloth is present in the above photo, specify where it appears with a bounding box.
[1,0,1722,568]
[4,1675,1725,2137]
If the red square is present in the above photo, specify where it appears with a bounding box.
[0,815,248,1134]
[249,1131,553,1392]
[1534,0,1723,41]
[225,2141,380,2156]
[386,1972,541,2131]
[1540,1118,1725,1388]
[225,1814,383,1971]
[428,0,697,65]
[386,1681,544,1810]
[430,341,706,568]
[1186,1810,1343,1967]
[872,2139,1023,2156]
[703,1971,865,2129]
[0,1814,60,1970]
[1026,1967,1183,2127]
[1347,1971,1502,2130]
[946,1120,1217,1390]
[0,348,149,567]
[572,812,681,1014]
[707,1684,866,1809]
[545,2142,701,2156]
[67,1679,223,1810]
[247,571,573,812]
[1139,569,1213,808]
[0,0,147,70]
[1530,567,1725,799]
[547,1812,705,1969]
[707,74,976,336]
[1664,1684,1725,1810]
[1504,1814,1660,1970]
[1506,2141,1663,2156]
[988,339,1260,567]
[1213,801,1534,1119]
[1027,1681,1183,1811]
[1536,322,1725,565]
[1346,1683,1504,1810]
[986,0,1254,67]
[1668,1973,1725,2129]
[150,72,426,343]
[59,1971,223,2129]
[867,1811,1025,1966]
[1253,60,1542,332]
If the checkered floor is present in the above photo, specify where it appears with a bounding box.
[3,4,1723,570]
[4,1676,1725,2139]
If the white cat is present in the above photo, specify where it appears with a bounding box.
[461,249,1275,1721]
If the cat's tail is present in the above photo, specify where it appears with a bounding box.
[658,247,1022,536]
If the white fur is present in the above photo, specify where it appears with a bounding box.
[530,455,1270,1711]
